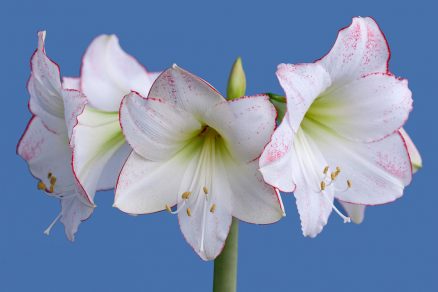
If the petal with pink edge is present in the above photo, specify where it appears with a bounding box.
[339,201,365,224]
[60,195,94,241]
[399,128,422,173]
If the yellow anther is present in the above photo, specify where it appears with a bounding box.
[203,186,209,195]
[320,181,326,191]
[331,171,339,181]
[165,204,172,213]
[323,166,329,174]
[50,176,57,186]
[186,208,192,217]
[210,204,216,213]
[49,185,54,193]
[37,181,46,190]
[347,180,352,188]
[336,166,341,173]
[47,172,52,179]
[181,191,191,200]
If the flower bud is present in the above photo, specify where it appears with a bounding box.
[227,57,246,99]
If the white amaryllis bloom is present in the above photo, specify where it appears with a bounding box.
[340,128,422,223]
[64,35,159,206]
[259,17,413,237]
[17,31,92,240]
[114,65,285,260]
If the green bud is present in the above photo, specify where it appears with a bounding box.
[227,57,246,99]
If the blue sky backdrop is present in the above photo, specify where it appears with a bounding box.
[1,0,436,291]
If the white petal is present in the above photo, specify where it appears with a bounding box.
[309,73,412,142]
[148,65,225,119]
[62,89,87,139]
[114,142,201,214]
[276,63,331,132]
[28,31,65,134]
[399,128,422,173]
[62,77,80,90]
[318,17,390,84]
[339,201,365,224]
[17,117,74,193]
[60,194,94,241]
[292,128,333,237]
[96,143,132,190]
[120,93,202,161]
[81,35,153,111]
[303,118,412,205]
[71,107,126,204]
[259,115,296,192]
[205,95,277,163]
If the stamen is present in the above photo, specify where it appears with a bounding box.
[203,186,209,195]
[47,172,52,179]
[323,166,329,174]
[165,204,172,213]
[186,207,192,217]
[50,176,57,186]
[320,181,326,191]
[43,212,62,235]
[210,204,216,213]
[37,181,46,190]
[49,185,54,193]
[181,191,191,200]
[320,192,351,223]
[330,171,339,181]
[347,179,352,188]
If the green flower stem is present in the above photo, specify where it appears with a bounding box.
[212,57,246,292]
[213,218,239,292]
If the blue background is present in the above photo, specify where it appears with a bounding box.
[1,0,436,291]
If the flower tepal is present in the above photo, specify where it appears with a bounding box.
[114,65,285,260]
[260,17,413,237]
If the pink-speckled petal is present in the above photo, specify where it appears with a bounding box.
[17,117,74,193]
[148,65,225,120]
[205,95,277,163]
[308,73,412,143]
[60,195,94,241]
[259,115,296,192]
[63,89,87,139]
[303,118,412,205]
[276,63,331,132]
[81,35,154,111]
[339,201,365,224]
[399,128,422,173]
[317,17,390,84]
[120,92,202,161]
[28,31,65,134]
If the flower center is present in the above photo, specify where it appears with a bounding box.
[164,127,220,252]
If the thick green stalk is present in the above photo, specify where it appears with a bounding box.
[212,57,246,292]
[213,218,239,292]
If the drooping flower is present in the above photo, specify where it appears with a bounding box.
[340,128,422,223]
[65,35,160,206]
[259,17,413,237]
[17,31,92,240]
[114,65,285,260]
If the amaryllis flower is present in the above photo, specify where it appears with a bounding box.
[259,17,413,237]
[114,65,285,260]
[340,128,422,223]
[65,35,160,206]
[17,31,91,240]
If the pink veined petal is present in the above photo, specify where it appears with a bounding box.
[308,73,412,143]
[259,114,296,192]
[302,117,412,205]
[120,93,202,161]
[292,128,333,237]
[17,117,74,193]
[28,31,65,134]
[147,65,225,120]
[205,95,277,163]
[317,17,390,84]
[60,194,94,241]
[399,128,422,173]
[339,201,366,224]
[62,77,81,90]
[276,63,331,132]
[62,89,87,139]
[81,35,153,112]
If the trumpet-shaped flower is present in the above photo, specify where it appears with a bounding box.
[260,17,413,237]
[65,35,159,205]
[114,65,285,260]
[17,31,91,240]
